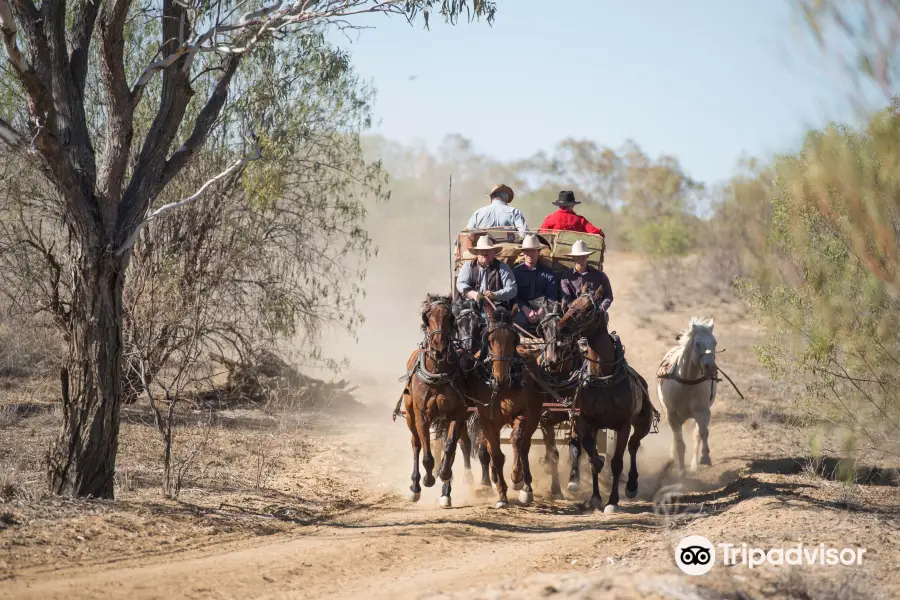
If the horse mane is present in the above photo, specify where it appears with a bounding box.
[533,297,561,314]
[662,316,715,368]
[679,316,714,346]
[451,297,477,316]
[421,294,452,332]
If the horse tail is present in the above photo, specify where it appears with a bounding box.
[466,411,481,459]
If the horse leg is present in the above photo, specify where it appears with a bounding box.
[405,408,422,502]
[518,416,540,505]
[567,431,582,493]
[578,424,605,510]
[458,426,475,485]
[540,418,563,499]
[603,423,631,514]
[668,413,688,476]
[482,421,508,508]
[415,411,436,488]
[475,431,492,488]
[626,401,653,499]
[509,416,526,492]
[438,414,464,508]
[693,408,712,468]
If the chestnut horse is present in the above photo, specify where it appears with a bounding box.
[466,302,543,508]
[557,287,655,513]
[431,298,484,486]
[402,294,468,508]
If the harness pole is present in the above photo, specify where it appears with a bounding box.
[447,174,453,295]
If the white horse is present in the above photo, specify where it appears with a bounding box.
[657,317,718,474]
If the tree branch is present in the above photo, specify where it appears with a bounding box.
[116,144,262,256]
[69,0,103,96]
[0,115,24,148]
[1,0,96,239]
[97,0,136,207]
[119,0,195,239]
[159,54,242,190]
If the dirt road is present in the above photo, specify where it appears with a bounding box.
[4,254,898,599]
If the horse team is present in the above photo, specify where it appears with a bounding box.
[398,281,721,512]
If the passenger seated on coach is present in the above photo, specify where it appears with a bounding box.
[455,235,518,312]
[511,234,558,333]
[559,239,613,322]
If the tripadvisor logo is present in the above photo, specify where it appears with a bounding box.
[674,535,867,576]
[675,535,715,576]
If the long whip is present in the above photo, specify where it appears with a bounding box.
[447,175,453,295]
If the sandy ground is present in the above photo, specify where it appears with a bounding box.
[2,252,899,599]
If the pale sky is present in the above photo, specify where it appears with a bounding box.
[334,0,866,185]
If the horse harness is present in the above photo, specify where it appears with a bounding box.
[392,299,466,422]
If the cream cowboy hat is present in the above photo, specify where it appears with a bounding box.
[565,240,595,257]
[518,234,544,250]
[489,184,515,203]
[470,235,503,254]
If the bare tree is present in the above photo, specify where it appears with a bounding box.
[0,0,495,498]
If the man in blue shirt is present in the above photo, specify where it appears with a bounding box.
[512,234,558,332]
[465,184,528,235]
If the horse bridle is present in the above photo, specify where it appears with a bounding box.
[422,299,454,361]
[483,319,521,366]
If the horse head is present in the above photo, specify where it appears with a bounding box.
[536,298,563,365]
[685,317,717,377]
[452,298,482,355]
[484,302,519,386]
[558,284,605,340]
[421,294,454,359]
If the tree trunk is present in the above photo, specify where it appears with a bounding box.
[47,248,128,499]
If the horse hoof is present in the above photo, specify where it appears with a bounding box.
[511,480,523,491]
[495,500,510,509]
[700,456,712,467]
[567,481,579,492]
[588,496,603,510]
[463,472,475,485]
[551,489,564,501]
[408,491,421,502]
[519,490,533,505]
[625,487,638,499]
[603,504,618,514]
[439,496,452,508]
[423,475,436,487]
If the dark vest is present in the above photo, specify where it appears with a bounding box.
[454,259,504,302]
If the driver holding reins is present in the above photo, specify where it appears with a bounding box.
[455,235,518,309]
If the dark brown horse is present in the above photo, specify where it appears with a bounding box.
[557,287,655,513]
[532,300,586,499]
[466,302,543,508]
[402,294,468,508]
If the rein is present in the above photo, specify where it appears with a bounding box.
[658,367,745,400]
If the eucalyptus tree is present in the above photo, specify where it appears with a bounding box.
[0,0,495,498]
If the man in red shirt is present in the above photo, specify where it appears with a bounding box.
[538,191,605,237]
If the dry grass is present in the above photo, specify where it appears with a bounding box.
[0,316,63,379]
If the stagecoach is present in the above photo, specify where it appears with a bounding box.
[454,227,605,434]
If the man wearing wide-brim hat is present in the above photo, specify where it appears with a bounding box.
[464,184,528,235]
[455,235,518,306]
[538,191,605,236]
[511,234,558,331]
[560,239,613,313]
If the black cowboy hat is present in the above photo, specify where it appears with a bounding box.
[553,190,580,206]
